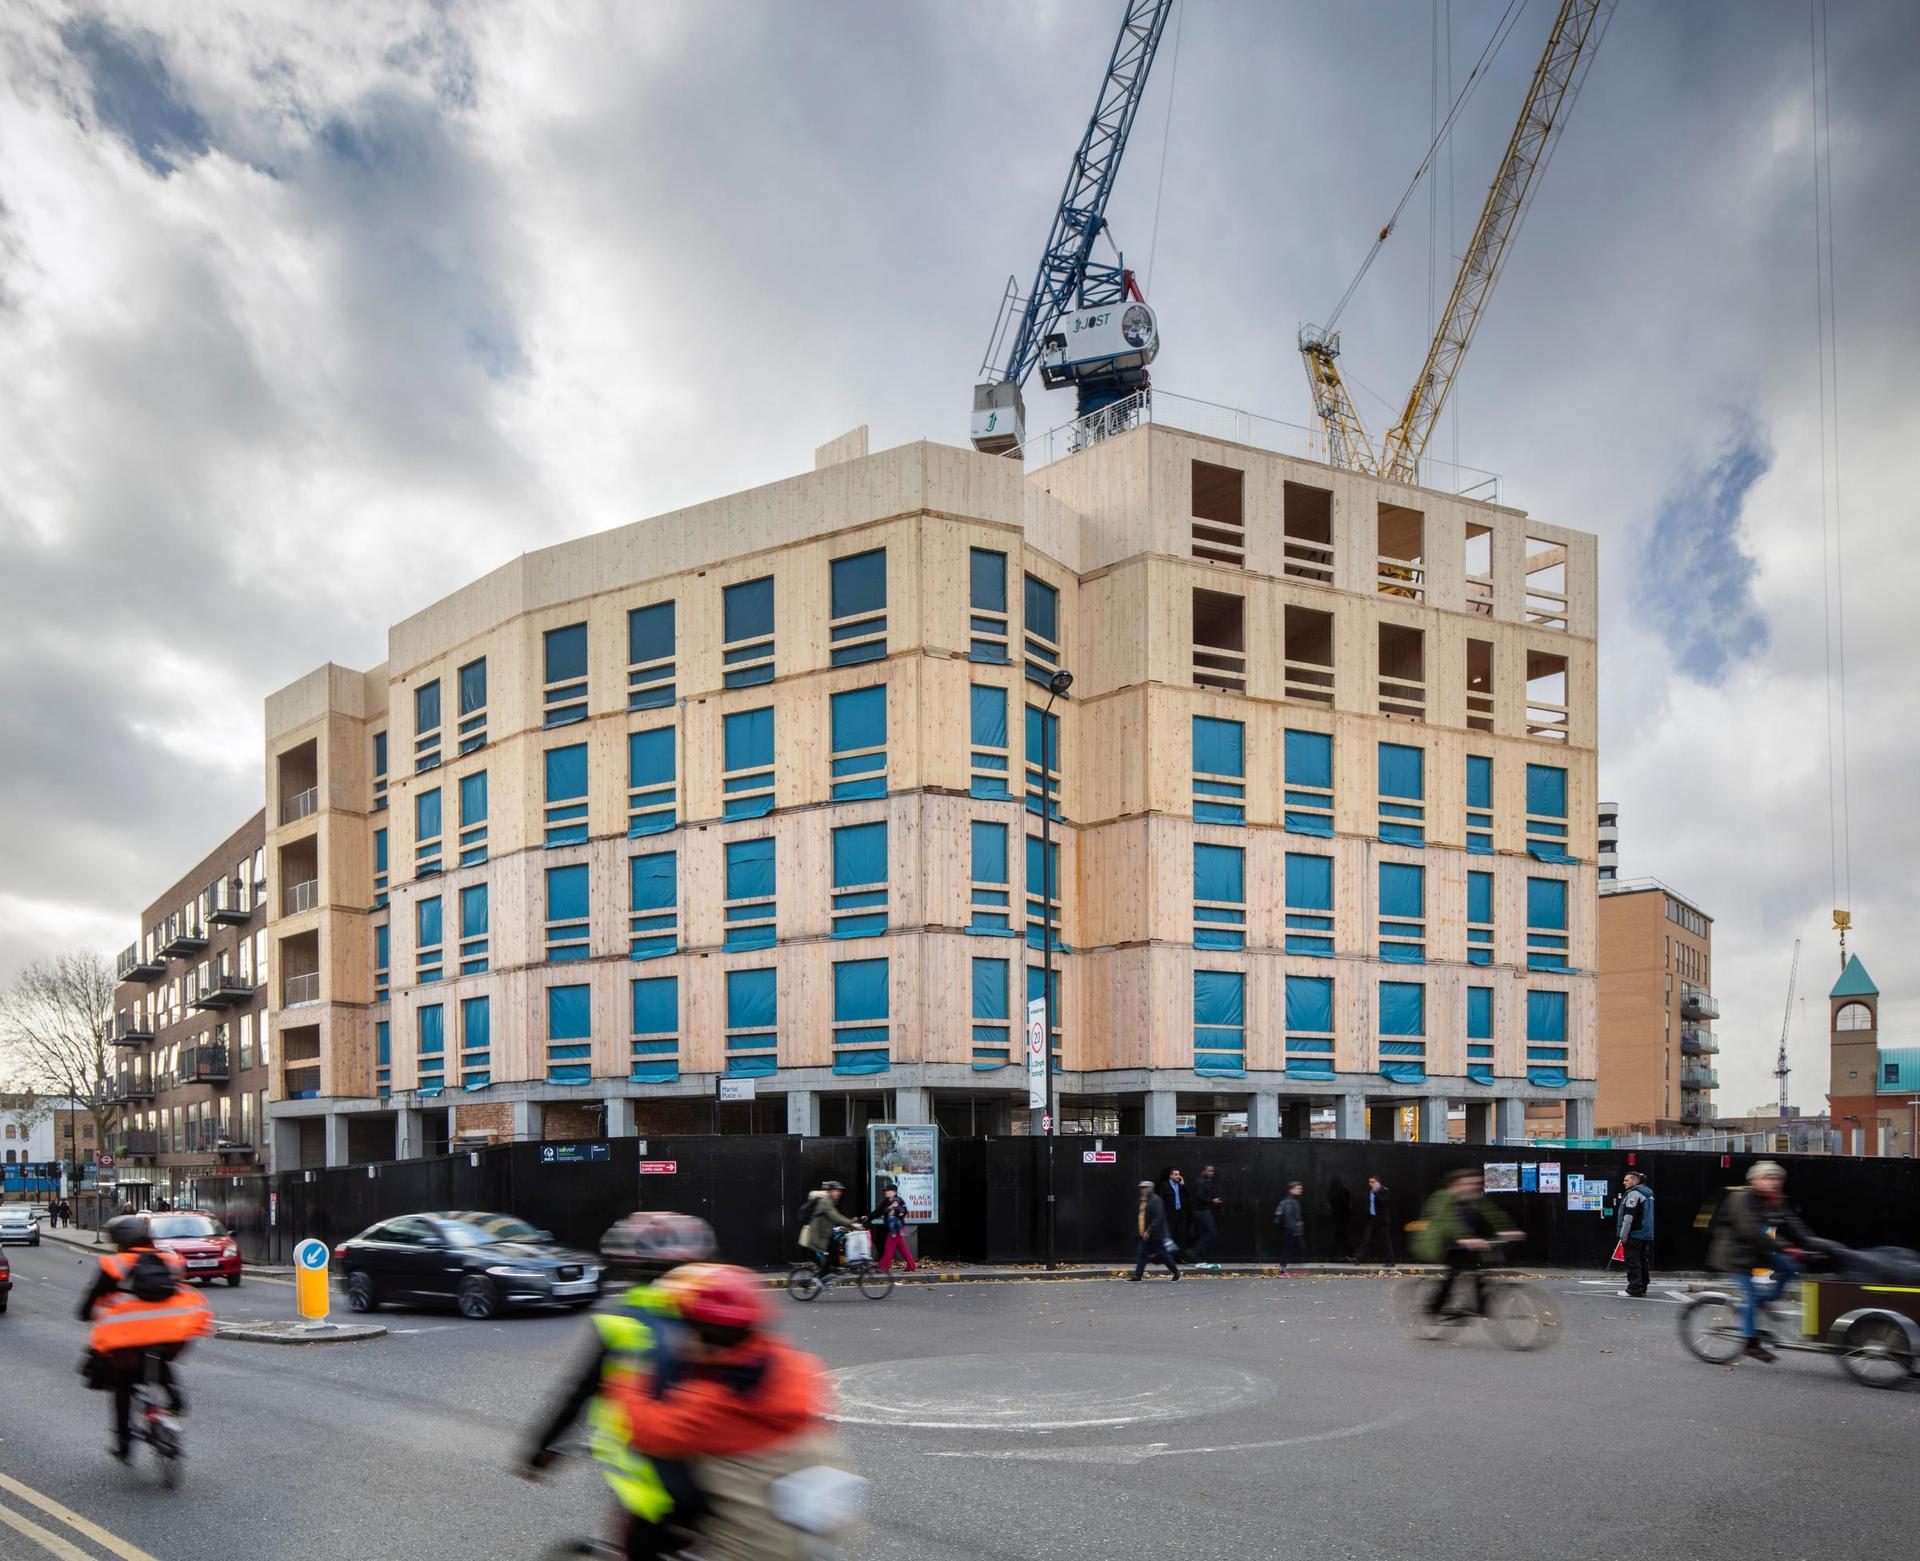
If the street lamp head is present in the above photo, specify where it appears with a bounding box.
[1048,669,1074,697]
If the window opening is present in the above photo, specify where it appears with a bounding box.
[722,578,776,689]
[1377,623,1426,722]
[1191,460,1246,567]
[1283,481,1333,583]
[1466,639,1494,732]
[1192,589,1247,693]
[1284,606,1335,705]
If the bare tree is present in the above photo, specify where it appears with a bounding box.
[0,952,118,1158]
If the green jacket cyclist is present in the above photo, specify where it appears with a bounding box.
[1412,1167,1523,1320]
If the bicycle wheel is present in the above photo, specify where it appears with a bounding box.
[1483,1281,1559,1351]
[1678,1294,1747,1365]
[1392,1275,1445,1341]
[1838,1316,1914,1390]
[787,1265,823,1303]
[856,1263,895,1301]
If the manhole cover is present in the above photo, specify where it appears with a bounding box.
[830,1352,1270,1431]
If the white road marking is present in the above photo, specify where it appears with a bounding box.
[933,1407,1420,1464]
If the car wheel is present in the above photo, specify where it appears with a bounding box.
[0,1295,9,1313]
[457,1275,498,1320]
[346,1270,377,1312]
[226,1274,242,1288]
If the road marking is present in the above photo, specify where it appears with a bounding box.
[0,1470,164,1561]
[0,1498,97,1561]
[934,1407,1418,1464]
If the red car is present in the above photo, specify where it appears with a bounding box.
[0,1247,11,1312]
[149,1212,243,1286]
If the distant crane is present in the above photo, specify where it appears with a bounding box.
[1301,0,1618,484]
[971,0,1175,456]
[1776,938,1801,1117]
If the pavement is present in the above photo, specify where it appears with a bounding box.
[0,1240,1911,1561]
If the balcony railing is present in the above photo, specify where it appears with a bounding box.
[115,1130,158,1158]
[1681,986,1720,1022]
[190,970,255,1010]
[205,877,255,924]
[117,942,167,982]
[284,879,319,917]
[281,787,318,825]
[1681,1027,1719,1057]
[1682,1067,1719,1091]
[113,1012,155,1046]
[212,1135,257,1157]
[181,1044,230,1083]
[157,914,209,958]
[1680,1103,1706,1124]
[284,972,320,1008]
[110,1074,156,1103]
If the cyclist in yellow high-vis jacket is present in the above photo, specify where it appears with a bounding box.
[521,1213,715,1559]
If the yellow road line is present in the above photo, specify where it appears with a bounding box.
[0,1496,99,1561]
[0,1470,164,1561]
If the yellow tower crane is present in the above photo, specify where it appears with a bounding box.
[1302,0,1618,484]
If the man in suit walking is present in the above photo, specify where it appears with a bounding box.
[1350,1175,1396,1263]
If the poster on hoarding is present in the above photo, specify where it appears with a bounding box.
[868,1123,939,1224]
[1520,1163,1540,1194]
[1566,1175,1605,1212]
[1483,1162,1520,1193]
[1539,1162,1563,1194]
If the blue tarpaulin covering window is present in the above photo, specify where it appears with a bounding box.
[833,957,890,1074]
[970,685,1012,800]
[1193,843,1245,950]
[547,863,588,922]
[1028,966,1061,1066]
[630,974,678,1083]
[1284,730,1334,836]
[629,601,674,665]
[545,623,587,682]
[723,577,774,644]
[724,838,776,951]
[417,787,441,842]
[1528,1065,1569,1088]
[1466,754,1493,854]
[628,727,676,836]
[971,956,1010,1069]
[1468,985,1493,1040]
[460,771,488,823]
[1468,871,1493,926]
[1025,574,1058,643]
[460,884,488,940]
[374,922,389,974]
[418,1004,444,1055]
[830,687,887,799]
[629,849,677,961]
[417,896,442,950]
[725,968,777,1076]
[375,828,388,874]
[971,549,1006,612]
[460,996,490,1089]
[1378,742,1425,846]
[1525,763,1567,818]
[723,708,775,818]
[1194,970,1246,1076]
[415,680,440,735]
[1284,853,1334,956]
[1527,877,1567,928]
[1526,989,1567,1043]
[1024,705,1061,819]
[1379,980,1425,1036]
[547,983,591,1082]
[972,820,1008,881]
[1286,973,1333,1033]
[545,744,589,844]
[1378,861,1426,964]
[1192,715,1247,825]
[970,820,1014,936]
[831,550,886,617]
[458,658,486,716]
[832,821,888,938]
[1025,835,1064,952]
[971,684,1008,748]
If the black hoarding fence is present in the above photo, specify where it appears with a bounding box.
[189,1136,1920,1275]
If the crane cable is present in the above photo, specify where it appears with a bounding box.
[1811,0,1853,923]
[1142,0,1186,297]
[1324,0,1533,331]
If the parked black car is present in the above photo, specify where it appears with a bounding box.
[332,1211,601,1319]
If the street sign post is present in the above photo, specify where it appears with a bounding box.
[294,1237,333,1330]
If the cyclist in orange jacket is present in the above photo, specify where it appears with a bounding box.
[79,1215,214,1460]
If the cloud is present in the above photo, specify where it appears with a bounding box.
[0,0,1916,1123]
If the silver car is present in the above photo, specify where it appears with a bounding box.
[0,1207,41,1246]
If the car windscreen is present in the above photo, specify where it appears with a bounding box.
[452,1214,545,1244]
[150,1215,221,1240]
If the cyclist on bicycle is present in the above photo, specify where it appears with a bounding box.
[78,1214,213,1462]
[1413,1168,1523,1321]
[1707,1161,1816,1363]
[798,1181,856,1278]
[520,1212,717,1558]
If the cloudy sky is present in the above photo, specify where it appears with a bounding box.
[2,1,1914,1114]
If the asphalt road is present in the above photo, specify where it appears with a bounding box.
[0,1242,1911,1561]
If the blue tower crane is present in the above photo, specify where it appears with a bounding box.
[971,0,1175,456]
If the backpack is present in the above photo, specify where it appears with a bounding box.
[797,1197,816,1227]
[127,1249,180,1304]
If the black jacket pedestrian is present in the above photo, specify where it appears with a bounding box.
[1273,1195,1305,1236]
[1139,1192,1171,1243]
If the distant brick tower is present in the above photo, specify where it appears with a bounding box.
[1826,955,1881,1154]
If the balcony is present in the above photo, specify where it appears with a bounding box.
[205,877,255,925]
[180,1044,230,1084]
[280,787,318,826]
[115,1131,158,1159]
[284,972,321,1008]
[1680,1102,1706,1124]
[1681,1067,1719,1092]
[190,971,255,1010]
[212,1135,257,1158]
[116,943,167,983]
[1680,1027,1719,1057]
[113,1012,155,1047]
[158,914,208,959]
[1681,986,1719,1022]
[110,1074,156,1104]
[283,879,319,917]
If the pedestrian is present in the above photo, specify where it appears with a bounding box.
[1187,1165,1223,1268]
[1127,1180,1180,1282]
[57,1199,72,1227]
[1616,1170,1655,1298]
[1324,1179,1353,1262]
[1160,1167,1187,1253]
[797,1181,856,1278]
[1272,1182,1306,1274]
[1350,1176,1395,1263]
[871,1183,918,1274]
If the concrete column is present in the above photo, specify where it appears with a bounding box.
[1564,1097,1595,1141]
[1142,1090,1179,1137]
[323,1113,350,1168]
[1249,1094,1281,1139]
[1494,1098,1527,1145]
[786,1091,820,1137]
[1282,1101,1314,1139]
[1419,1096,1451,1143]
[394,1108,425,1159]
[509,1100,536,1142]
[1462,1102,1492,1145]
[604,1096,636,1137]
[270,1115,303,1173]
[891,1087,932,1125]
[1332,1094,1368,1140]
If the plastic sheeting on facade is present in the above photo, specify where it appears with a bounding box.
[1287,1058,1337,1081]
[833,822,887,888]
[629,850,676,914]
[459,771,488,826]
[460,884,489,939]
[417,895,442,949]
[631,974,676,1036]
[1284,729,1333,790]
[1379,862,1424,920]
[1527,1065,1570,1088]
[628,600,673,664]
[834,958,890,1022]
[1467,754,1492,811]
[1527,876,1568,930]
[1378,742,1424,799]
[546,864,589,924]
[971,685,1007,751]
[1285,974,1334,1034]
[545,743,588,801]
[723,708,773,772]
[1024,573,1058,642]
[415,680,440,733]
[1467,872,1493,927]
[726,968,776,1028]
[1380,1061,1427,1085]
[1468,985,1493,1040]
[832,686,886,754]
[723,576,774,643]
[722,837,774,902]
[418,1003,445,1055]
[1466,1064,1496,1086]
[1526,988,1567,1043]
[1525,762,1567,819]
[547,983,591,1041]
[1193,843,1244,904]
[1193,716,1245,777]
[461,995,489,1051]
[1285,853,1333,910]
[1379,980,1425,1036]
[417,786,442,841]
[970,548,1006,613]
[972,958,1008,1020]
[971,820,1008,883]
[831,549,886,617]
[629,728,674,786]
[545,622,588,684]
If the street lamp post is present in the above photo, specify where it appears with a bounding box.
[1038,669,1072,1271]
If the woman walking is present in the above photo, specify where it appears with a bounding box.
[1127,1180,1180,1282]
[872,1184,918,1273]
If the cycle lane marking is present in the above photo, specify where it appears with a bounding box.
[0,1471,163,1561]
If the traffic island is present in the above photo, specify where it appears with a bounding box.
[215,1318,385,1346]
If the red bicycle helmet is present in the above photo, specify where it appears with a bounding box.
[661,1263,768,1331]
